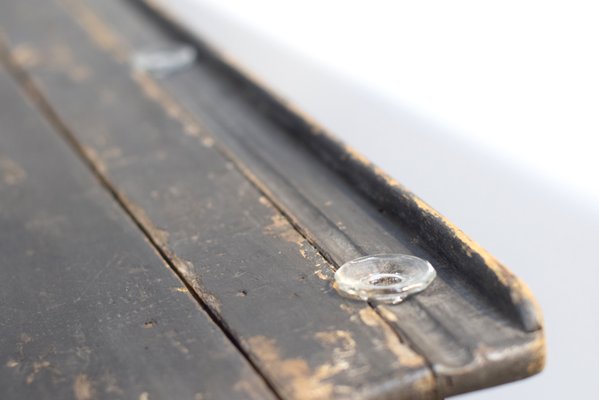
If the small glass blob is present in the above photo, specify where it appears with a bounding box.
[334,254,436,304]
[131,45,197,77]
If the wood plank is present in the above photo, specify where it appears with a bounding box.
[0,68,274,399]
[0,1,436,399]
[77,0,545,396]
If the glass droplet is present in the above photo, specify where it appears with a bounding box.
[131,45,197,77]
[334,254,436,304]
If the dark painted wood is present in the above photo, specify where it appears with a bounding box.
[0,1,438,399]
[122,0,540,330]
[73,0,545,397]
[0,68,274,399]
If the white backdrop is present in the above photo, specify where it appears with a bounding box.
[156,1,599,398]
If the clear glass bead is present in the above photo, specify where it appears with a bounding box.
[334,254,436,304]
[131,45,196,76]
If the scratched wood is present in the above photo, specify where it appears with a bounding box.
[69,0,547,397]
[0,1,438,399]
[0,68,275,399]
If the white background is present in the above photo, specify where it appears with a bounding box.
[159,1,599,398]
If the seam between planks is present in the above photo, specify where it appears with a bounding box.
[0,36,283,400]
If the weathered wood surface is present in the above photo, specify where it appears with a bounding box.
[84,0,545,396]
[0,0,546,398]
[0,1,437,399]
[0,68,274,399]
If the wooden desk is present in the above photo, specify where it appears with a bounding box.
[0,1,545,398]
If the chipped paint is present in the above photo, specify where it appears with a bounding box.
[126,200,169,248]
[11,44,40,67]
[358,307,380,327]
[0,156,26,185]
[377,305,399,323]
[314,330,356,363]
[264,213,303,245]
[165,330,190,355]
[409,194,543,331]
[170,255,193,277]
[344,143,371,167]
[359,308,425,369]
[73,374,94,400]
[201,136,214,148]
[313,269,331,281]
[298,243,309,259]
[189,276,222,314]
[60,0,127,61]
[258,195,271,208]
[81,145,108,175]
[525,334,546,375]
[26,361,51,384]
[248,335,352,399]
